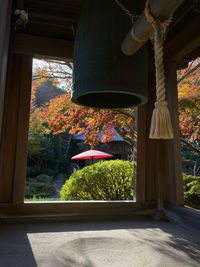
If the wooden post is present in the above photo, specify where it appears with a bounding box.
[136,105,147,203]
[0,0,12,142]
[136,50,157,203]
[0,52,21,203]
[153,139,169,221]
[12,55,33,204]
[156,141,165,210]
[164,61,184,206]
[0,52,32,204]
[136,51,184,211]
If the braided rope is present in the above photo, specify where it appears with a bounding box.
[114,0,135,23]
[145,0,174,139]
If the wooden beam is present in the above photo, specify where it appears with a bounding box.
[0,201,156,217]
[27,0,82,11]
[165,15,200,62]
[29,11,79,24]
[28,19,74,31]
[121,0,184,56]
[17,0,24,9]
[13,33,74,59]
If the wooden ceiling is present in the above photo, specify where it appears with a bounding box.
[12,0,200,66]
[166,0,200,68]
[14,0,84,40]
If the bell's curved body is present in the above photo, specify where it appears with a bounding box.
[72,0,148,109]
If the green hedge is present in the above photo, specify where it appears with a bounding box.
[184,193,200,204]
[25,175,57,198]
[40,168,57,177]
[60,160,134,201]
[183,173,200,193]
[183,173,200,205]
[36,174,53,184]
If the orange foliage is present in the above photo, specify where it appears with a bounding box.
[30,59,135,147]
[177,58,200,142]
[32,57,200,148]
[37,91,134,146]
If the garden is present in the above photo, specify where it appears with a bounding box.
[25,58,200,209]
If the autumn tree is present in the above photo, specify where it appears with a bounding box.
[32,59,72,88]
[33,58,200,154]
[28,67,66,176]
[27,109,51,169]
[38,92,135,147]
[177,58,200,155]
[32,59,135,148]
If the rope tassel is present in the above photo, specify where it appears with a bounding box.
[145,0,174,139]
[149,101,174,138]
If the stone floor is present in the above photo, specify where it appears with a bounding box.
[0,219,200,267]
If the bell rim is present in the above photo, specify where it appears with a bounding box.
[71,90,148,109]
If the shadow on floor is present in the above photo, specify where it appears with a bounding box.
[0,225,37,267]
[0,219,200,267]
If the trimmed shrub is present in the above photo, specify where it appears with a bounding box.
[183,173,199,192]
[183,173,200,193]
[26,166,40,177]
[60,160,134,201]
[36,174,53,184]
[40,168,56,177]
[184,193,200,204]
[188,182,200,194]
[25,176,57,198]
[183,173,200,205]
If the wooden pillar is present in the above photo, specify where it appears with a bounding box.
[0,51,32,203]
[0,0,12,141]
[0,52,21,203]
[12,55,33,204]
[136,50,157,203]
[135,106,146,203]
[164,61,184,206]
[136,51,184,207]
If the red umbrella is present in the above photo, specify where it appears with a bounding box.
[71,149,113,163]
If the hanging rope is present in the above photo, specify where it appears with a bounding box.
[145,0,174,139]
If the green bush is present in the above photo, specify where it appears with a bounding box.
[26,166,41,177]
[183,173,200,205]
[184,193,200,204]
[183,173,200,193]
[188,182,200,194]
[25,175,57,198]
[40,168,56,177]
[183,173,197,192]
[60,160,134,201]
[36,174,53,184]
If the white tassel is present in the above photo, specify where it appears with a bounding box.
[149,101,174,139]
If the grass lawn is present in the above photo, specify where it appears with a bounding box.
[24,197,61,202]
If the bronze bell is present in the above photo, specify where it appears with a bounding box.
[72,0,148,109]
